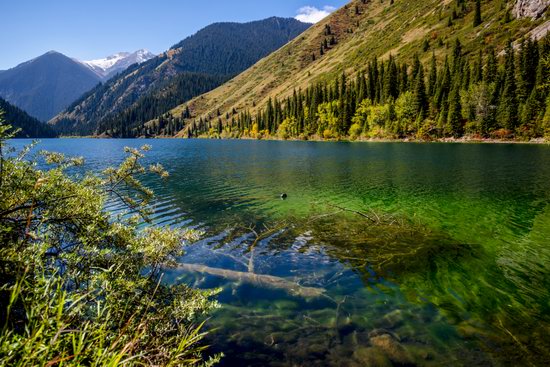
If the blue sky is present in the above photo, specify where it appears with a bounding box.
[1,0,348,70]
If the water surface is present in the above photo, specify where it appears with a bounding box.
[12,139,550,366]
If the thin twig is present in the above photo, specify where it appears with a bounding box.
[320,202,378,223]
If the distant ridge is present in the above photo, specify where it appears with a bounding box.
[50,17,310,136]
[0,51,101,121]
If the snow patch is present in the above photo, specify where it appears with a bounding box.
[79,49,155,80]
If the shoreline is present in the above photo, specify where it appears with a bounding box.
[47,135,550,145]
[226,136,550,145]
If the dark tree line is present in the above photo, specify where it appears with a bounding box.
[109,109,190,138]
[98,73,228,138]
[189,36,550,141]
[0,97,57,138]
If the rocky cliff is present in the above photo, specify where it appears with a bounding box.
[513,0,549,19]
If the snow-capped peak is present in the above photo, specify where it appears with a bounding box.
[133,49,155,63]
[79,49,155,80]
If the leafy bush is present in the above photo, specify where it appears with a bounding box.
[348,123,362,139]
[0,113,221,366]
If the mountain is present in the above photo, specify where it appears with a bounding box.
[0,51,101,121]
[50,17,310,136]
[80,49,156,80]
[0,97,57,138]
[153,0,550,141]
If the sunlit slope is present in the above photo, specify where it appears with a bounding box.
[162,0,548,136]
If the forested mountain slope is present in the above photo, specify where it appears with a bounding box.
[0,97,57,138]
[50,17,310,136]
[155,0,550,141]
[0,52,101,121]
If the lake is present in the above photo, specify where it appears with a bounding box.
[11,138,550,366]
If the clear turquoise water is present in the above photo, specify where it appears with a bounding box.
[12,139,550,366]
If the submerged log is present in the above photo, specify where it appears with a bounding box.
[177,263,325,298]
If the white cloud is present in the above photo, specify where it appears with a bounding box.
[295,5,336,24]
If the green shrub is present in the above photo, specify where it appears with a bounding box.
[0,112,221,366]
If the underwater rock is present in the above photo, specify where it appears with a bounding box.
[407,344,435,361]
[368,328,400,340]
[381,309,405,329]
[369,334,415,366]
[306,343,328,358]
[337,317,359,337]
[287,335,331,362]
[353,331,372,346]
[324,344,351,366]
[353,347,393,367]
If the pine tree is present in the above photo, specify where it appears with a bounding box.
[451,38,463,75]
[410,54,421,89]
[384,55,399,101]
[399,63,409,94]
[378,63,385,103]
[428,53,438,97]
[369,58,379,102]
[521,88,541,133]
[543,95,550,137]
[518,39,539,102]
[340,72,347,97]
[473,0,482,27]
[499,42,519,131]
[357,72,367,103]
[484,47,497,83]
[462,60,471,90]
[435,57,451,110]
[422,39,430,52]
[503,10,511,24]
[413,65,428,120]
[447,85,463,136]
[473,50,483,83]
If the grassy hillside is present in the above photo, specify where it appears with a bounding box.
[161,0,548,137]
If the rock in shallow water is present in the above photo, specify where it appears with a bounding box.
[353,347,393,367]
[381,309,405,329]
[369,333,416,366]
[368,328,400,340]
